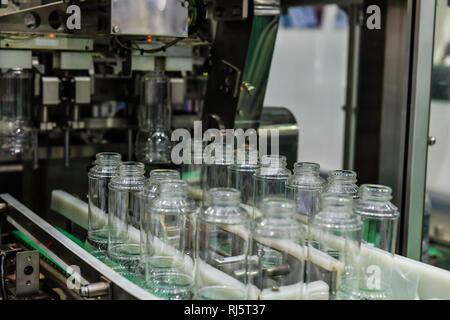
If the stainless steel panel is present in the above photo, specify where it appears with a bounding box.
[15,251,39,296]
[42,77,60,106]
[111,0,188,37]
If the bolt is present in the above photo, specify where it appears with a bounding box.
[112,25,120,33]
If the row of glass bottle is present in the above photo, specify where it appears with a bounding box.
[86,152,401,300]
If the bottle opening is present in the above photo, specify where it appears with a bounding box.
[208,188,241,205]
[149,169,180,181]
[159,179,188,197]
[119,162,145,176]
[359,184,392,201]
[96,152,122,166]
[294,162,320,174]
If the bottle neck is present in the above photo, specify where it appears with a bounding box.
[118,162,145,177]
[328,170,357,185]
[95,152,122,167]
[261,155,287,169]
[208,188,241,207]
[159,180,188,198]
[359,184,392,202]
[293,162,320,176]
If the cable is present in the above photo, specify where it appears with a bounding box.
[0,253,8,301]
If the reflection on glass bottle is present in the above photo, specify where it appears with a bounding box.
[194,188,249,300]
[353,184,399,300]
[325,170,359,199]
[307,193,362,300]
[253,155,291,211]
[286,162,327,224]
[135,67,172,165]
[248,198,306,300]
[108,162,146,272]
[0,68,34,155]
[87,152,122,254]
[145,180,196,300]
[136,169,180,278]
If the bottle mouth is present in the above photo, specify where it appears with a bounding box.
[320,193,353,208]
[262,197,296,217]
[261,155,287,167]
[294,162,320,173]
[119,162,145,176]
[159,179,188,197]
[149,169,180,181]
[96,152,122,166]
[328,170,357,181]
[359,184,392,200]
[208,188,241,205]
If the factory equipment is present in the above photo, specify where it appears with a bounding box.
[0,0,449,301]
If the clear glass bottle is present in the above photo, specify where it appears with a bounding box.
[227,148,260,207]
[194,188,249,300]
[135,66,172,165]
[86,152,122,254]
[325,170,359,199]
[307,193,362,300]
[145,180,196,300]
[181,139,204,205]
[107,162,146,272]
[136,169,180,278]
[0,68,34,155]
[253,155,291,210]
[286,162,327,224]
[353,184,399,300]
[204,137,234,191]
[247,198,306,300]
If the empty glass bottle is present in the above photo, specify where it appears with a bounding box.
[136,169,180,277]
[181,139,204,205]
[0,68,34,155]
[194,188,249,300]
[227,147,260,206]
[135,66,172,165]
[87,152,122,253]
[307,193,362,300]
[286,162,327,224]
[204,136,234,191]
[247,198,306,300]
[325,170,359,199]
[353,184,399,300]
[145,180,196,300]
[108,162,146,271]
[253,155,291,210]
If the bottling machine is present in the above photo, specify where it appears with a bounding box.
[0,0,449,300]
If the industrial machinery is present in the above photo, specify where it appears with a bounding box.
[0,0,449,300]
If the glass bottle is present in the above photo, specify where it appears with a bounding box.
[204,136,234,192]
[325,170,359,199]
[136,169,180,278]
[86,152,122,254]
[307,193,362,300]
[145,180,196,300]
[286,162,327,224]
[108,162,146,272]
[253,155,291,211]
[181,139,204,205]
[0,68,34,155]
[227,148,260,207]
[135,66,172,165]
[194,188,249,300]
[353,184,399,300]
[247,198,306,300]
